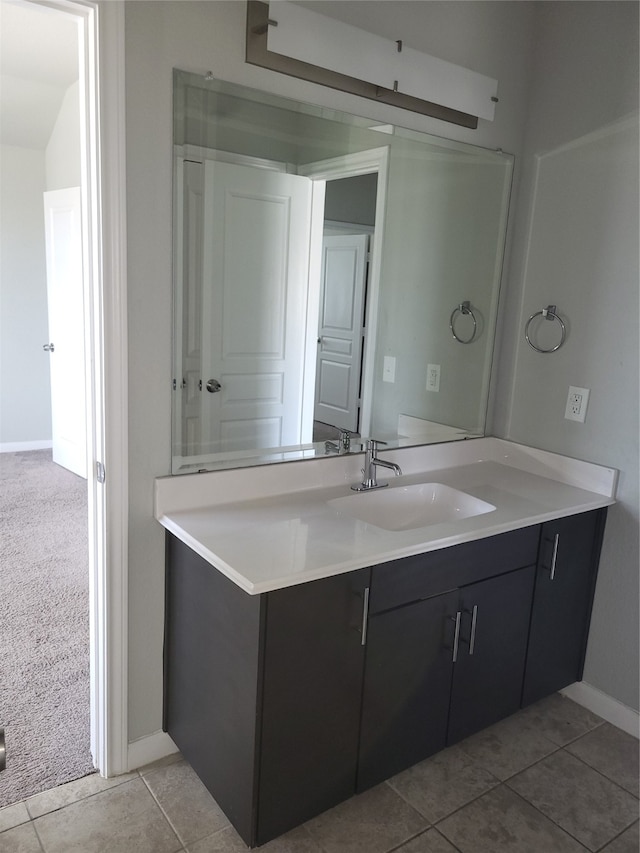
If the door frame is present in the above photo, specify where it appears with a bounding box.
[299,147,389,438]
[24,0,129,776]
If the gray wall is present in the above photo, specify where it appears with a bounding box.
[324,174,377,227]
[493,2,639,711]
[46,81,81,192]
[0,81,80,449]
[124,0,536,741]
[372,154,510,436]
[0,145,51,446]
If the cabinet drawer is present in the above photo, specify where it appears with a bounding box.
[369,525,540,615]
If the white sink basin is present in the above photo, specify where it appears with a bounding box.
[328,483,496,531]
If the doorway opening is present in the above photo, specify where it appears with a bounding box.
[312,173,377,442]
[300,146,389,447]
[0,0,127,803]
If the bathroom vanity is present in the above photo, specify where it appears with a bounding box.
[156,438,616,848]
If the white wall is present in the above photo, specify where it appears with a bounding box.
[124,0,536,741]
[46,80,81,191]
[494,2,639,712]
[0,79,81,451]
[0,145,51,447]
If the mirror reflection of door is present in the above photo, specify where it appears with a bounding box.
[201,159,312,454]
[314,233,368,433]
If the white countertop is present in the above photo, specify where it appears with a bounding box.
[155,438,617,595]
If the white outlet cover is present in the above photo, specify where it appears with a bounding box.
[426,363,440,392]
[565,385,590,423]
[383,355,396,383]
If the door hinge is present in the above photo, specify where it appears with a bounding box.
[96,461,106,484]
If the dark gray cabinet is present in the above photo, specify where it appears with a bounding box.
[522,509,607,706]
[358,589,458,791]
[164,534,368,848]
[164,511,606,848]
[358,528,539,790]
[256,569,369,844]
[447,565,535,743]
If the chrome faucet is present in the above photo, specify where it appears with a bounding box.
[325,430,352,454]
[352,439,402,491]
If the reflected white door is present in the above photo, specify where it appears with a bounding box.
[314,234,368,432]
[43,188,87,478]
[201,160,312,453]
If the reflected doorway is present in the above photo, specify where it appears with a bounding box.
[313,173,377,441]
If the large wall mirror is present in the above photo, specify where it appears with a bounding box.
[172,69,513,473]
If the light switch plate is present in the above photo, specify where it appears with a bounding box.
[383,356,396,383]
[565,386,590,422]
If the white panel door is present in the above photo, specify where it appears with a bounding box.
[314,234,368,432]
[201,160,312,453]
[43,188,87,478]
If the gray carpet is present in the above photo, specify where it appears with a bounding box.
[0,449,94,808]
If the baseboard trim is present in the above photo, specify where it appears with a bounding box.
[0,440,52,453]
[561,682,640,738]
[127,731,179,772]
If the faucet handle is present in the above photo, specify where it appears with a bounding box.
[366,438,387,452]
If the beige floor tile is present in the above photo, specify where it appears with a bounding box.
[600,821,639,853]
[33,777,181,853]
[142,758,229,847]
[457,712,558,780]
[519,694,605,746]
[0,801,30,832]
[437,785,588,853]
[389,744,499,822]
[137,751,182,776]
[394,827,460,852]
[25,770,138,819]
[187,824,323,852]
[0,821,44,853]
[566,723,640,797]
[507,749,639,851]
[304,782,428,853]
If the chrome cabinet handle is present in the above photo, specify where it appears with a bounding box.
[549,533,560,580]
[360,587,370,646]
[451,611,462,662]
[468,605,478,655]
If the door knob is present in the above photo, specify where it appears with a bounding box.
[206,379,222,393]
[43,343,55,352]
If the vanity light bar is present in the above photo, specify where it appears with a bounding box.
[246,1,498,129]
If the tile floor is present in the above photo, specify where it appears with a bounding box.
[1,695,638,853]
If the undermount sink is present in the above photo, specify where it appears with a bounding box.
[328,483,496,532]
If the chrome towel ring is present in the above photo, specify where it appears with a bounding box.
[450,301,478,344]
[525,305,566,353]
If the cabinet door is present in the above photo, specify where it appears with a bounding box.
[522,510,606,706]
[447,565,536,744]
[357,590,458,792]
[164,535,263,847]
[257,569,369,846]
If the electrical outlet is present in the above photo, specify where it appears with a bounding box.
[426,363,441,392]
[383,356,396,383]
[565,386,590,423]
